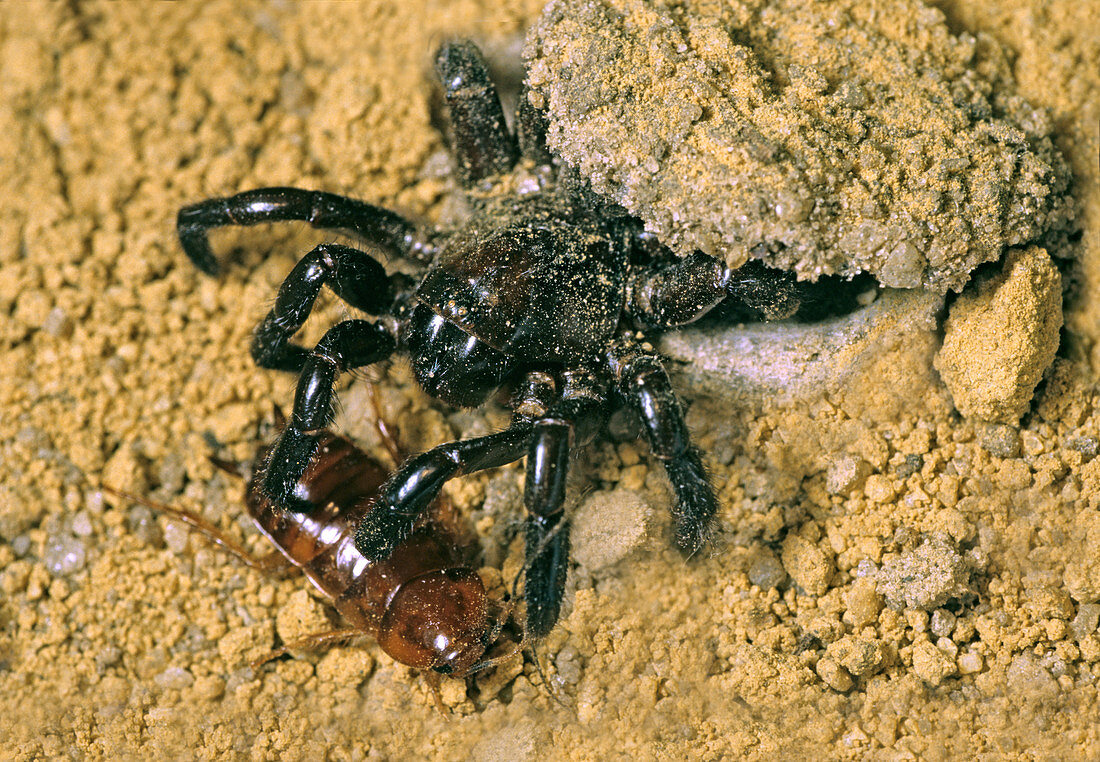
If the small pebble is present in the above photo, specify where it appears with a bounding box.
[1071,604,1100,641]
[930,609,957,638]
[957,650,983,675]
[877,539,973,610]
[11,535,32,557]
[191,675,226,701]
[912,640,956,686]
[43,534,86,576]
[1067,436,1099,459]
[40,306,74,338]
[747,548,787,590]
[826,456,871,496]
[781,534,834,596]
[163,521,191,555]
[906,609,930,633]
[1006,654,1058,698]
[155,666,195,691]
[863,475,896,504]
[128,505,163,547]
[842,578,882,628]
[554,646,582,686]
[95,646,122,673]
[894,454,924,479]
[70,511,94,537]
[816,657,853,692]
[826,636,885,679]
[276,589,330,644]
[1021,430,1046,457]
[980,424,1022,458]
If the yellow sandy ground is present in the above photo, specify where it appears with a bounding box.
[1,1,1097,758]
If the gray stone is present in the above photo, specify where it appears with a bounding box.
[661,288,942,404]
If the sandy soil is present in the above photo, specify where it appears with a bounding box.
[1,1,1097,759]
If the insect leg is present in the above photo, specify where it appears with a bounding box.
[607,337,716,555]
[251,243,395,371]
[263,319,396,511]
[435,41,519,186]
[100,486,293,574]
[177,187,419,275]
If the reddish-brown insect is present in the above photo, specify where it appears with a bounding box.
[105,393,518,687]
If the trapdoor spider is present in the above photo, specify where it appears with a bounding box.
[177,41,802,639]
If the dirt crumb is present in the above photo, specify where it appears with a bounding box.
[781,532,834,595]
[875,538,975,610]
[526,0,1074,290]
[570,488,652,572]
[912,639,957,685]
[935,245,1063,423]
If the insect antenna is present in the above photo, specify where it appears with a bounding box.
[99,485,290,574]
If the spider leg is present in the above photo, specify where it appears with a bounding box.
[354,372,558,561]
[354,424,532,560]
[523,420,572,638]
[629,248,804,328]
[262,319,396,511]
[608,336,716,555]
[177,187,419,275]
[435,41,519,186]
[517,81,551,164]
[523,369,607,638]
[251,243,395,372]
[724,259,804,321]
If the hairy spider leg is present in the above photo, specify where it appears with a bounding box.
[436,39,550,170]
[176,188,420,512]
[435,40,519,186]
[176,186,420,275]
[608,337,717,555]
[523,370,607,638]
[250,243,395,371]
[724,259,805,321]
[263,319,396,511]
[629,250,736,329]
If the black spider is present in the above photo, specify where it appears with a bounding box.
[176,41,803,639]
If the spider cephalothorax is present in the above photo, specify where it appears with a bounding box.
[176,41,802,638]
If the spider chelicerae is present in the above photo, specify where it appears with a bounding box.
[176,40,803,639]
